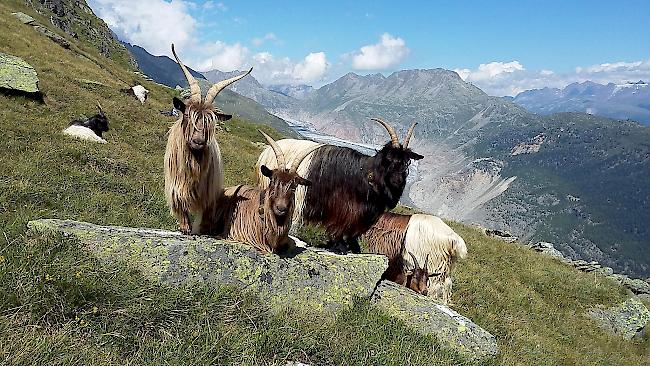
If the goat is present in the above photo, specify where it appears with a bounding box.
[164,44,251,234]
[121,84,150,104]
[362,213,437,295]
[200,130,321,254]
[362,212,467,303]
[255,118,423,253]
[62,101,109,143]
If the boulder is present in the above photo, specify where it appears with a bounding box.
[32,24,70,49]
[372,281,499,359]
[587,297,650,340]
[27,218,499,360]
[11,12,35,24]
[27,219,387,312]
[528,242,571,263]
[0,52,39,94]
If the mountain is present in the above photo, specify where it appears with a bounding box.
[512,81,650,125]
[123,43,298,137]
[269,69,650,277]
[121,42,207,87]
[267,84,314,99]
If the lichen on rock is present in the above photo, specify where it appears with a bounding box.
[587,297,650,340]
[0,52,40,94]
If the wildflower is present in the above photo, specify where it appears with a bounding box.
[44,274,53,282]
[75,271,82,278]
[0,255,5,264]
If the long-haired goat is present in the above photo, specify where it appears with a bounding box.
[362,213,467,303]
[201,131,321,254]
[62,101,109,143]
[164,44,251,234]
[255,118,423,253]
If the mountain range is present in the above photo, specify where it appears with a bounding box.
[123,44,650,277]
[511,81,650,125]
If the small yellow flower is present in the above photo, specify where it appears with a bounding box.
[79,319,87,327]
[75,271,82,278]
[92,306,99,314]
[0,255,5,264]
[44,274,53,282]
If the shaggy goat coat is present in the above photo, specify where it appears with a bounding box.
[363,213,411,284]
[363,213,467,303]
[164,113,223,233]
[208,185,293,254]
[63,125,107,143]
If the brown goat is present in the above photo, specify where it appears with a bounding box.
[164,44,251,234]
[203,131,321,254]
[364,214,438,295]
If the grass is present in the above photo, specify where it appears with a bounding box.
[1,2,649,365]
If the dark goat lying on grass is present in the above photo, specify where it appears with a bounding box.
[197,130,322,254]
[255,118,424,253]
[62,101,109,143]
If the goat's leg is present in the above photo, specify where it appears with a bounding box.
[346,236,362,254]
[178,210,191,235]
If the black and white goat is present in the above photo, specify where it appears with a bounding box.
[62,101,109,143]
[255,118,423,253]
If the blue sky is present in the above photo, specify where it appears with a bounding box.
[88,0,650,95]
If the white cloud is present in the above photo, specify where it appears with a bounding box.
[455,59,650,96]
[351,33,409,70]
[252,33,278,47]
[88,0,196,56]
[195,42,248,72]
[292,52,329,83]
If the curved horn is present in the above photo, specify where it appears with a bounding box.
[205,67,253,105]
[403,122,418,148]
[408,252,420,269]
[424,253,429,272]
[96,101,104,114]
[171,44,201,104]
[290,144,322,173]
[371,117,399,147]
[258,129,286,169]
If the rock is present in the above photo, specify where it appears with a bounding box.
[587,297,650,340]
[32,24,70,49]
[593,266,614,277]
[27,219,387,312]
[625,278,650,295]
[484,228,518,243]
[371,281,499,359]
[0,52,39,94]
[11,12,35,24]
[528,242,571,262]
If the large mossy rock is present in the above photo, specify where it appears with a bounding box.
[587,297,650,340]
[27,219,387,312]
[0,52,39,94]
[372,281,499,359]
[27,219,499,359]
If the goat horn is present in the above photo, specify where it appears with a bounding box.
[205,67,253,106]
[258,129,286,169]
[403,122,418,148]
[371,117,399,147]
[424,253,429,271]
[96,101,104,114]
[408,252,420,269]
[171,44,201,104]
[290,144,322,173]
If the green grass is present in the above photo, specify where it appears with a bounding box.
[1,2,649,365]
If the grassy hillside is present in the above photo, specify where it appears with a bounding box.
[0,2,648,365]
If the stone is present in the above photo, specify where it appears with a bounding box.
[0,52,39,94]
[484,228,518,243]
[625,278,650,295]
[27,219,388,312]
[528,242,571,262]
[11,12,35,24]
[587,297,650,340]
[32,24,70,49]
[371,281,499,359]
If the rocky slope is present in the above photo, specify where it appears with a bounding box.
[512,80,650,125]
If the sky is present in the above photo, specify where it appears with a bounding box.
[87,0,650,96]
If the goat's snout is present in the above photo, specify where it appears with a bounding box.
[274,203,288,216]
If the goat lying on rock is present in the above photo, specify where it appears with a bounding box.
[255,118,423,253]
[164,44,251,234]
[362,213,467,303]
[62,101,109,143]
[198,130,321,254]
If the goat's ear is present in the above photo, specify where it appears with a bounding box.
[173,97,186,113]
[260,165,274,178]
[408,150,424,160]
[296,176,312,186]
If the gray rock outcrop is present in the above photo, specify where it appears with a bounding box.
[12,11,70,49]
[27,218,498,360]
[0,52,39,94]
[587,297,650,340]
[372,281,499,359]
